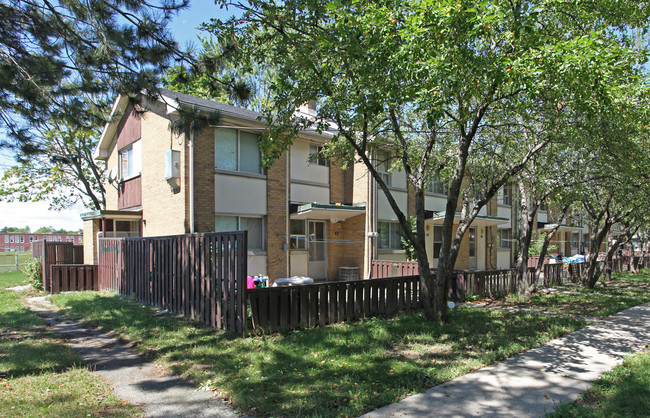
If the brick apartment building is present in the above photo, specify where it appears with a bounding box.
[1,232,82,253]
[84,90,586,282]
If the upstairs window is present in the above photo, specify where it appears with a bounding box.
[433,226,443,259]
[500,186,511,206]
[119,140,141,180]
[375,149,392,187]
[215,128,262,174]
[309,144,328,166]
[426,174,447,195]
[539,201,548,211]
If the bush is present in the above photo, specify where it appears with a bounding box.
[22,258,43,290]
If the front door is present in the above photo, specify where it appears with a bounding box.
[308,220,327,279]
[468,227,477,270]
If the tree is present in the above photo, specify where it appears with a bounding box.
[0,120,105,210]
[0,0,196,154]
[208,0,649,321]
[0,226,30,233]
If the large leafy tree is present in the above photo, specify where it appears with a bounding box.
[207,0,649,321]
[0,120,105,211]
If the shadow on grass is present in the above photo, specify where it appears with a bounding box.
[53,291,587,416]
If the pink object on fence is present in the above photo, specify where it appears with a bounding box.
[247,276,255,289]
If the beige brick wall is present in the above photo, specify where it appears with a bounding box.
[192,126,216,233]
[83,219,100,264]
[139,104,187,237]
[329,162,347,204]
[352,160,371,279]
[266,150,288,280]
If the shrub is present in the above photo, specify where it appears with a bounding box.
[22,258,43,290]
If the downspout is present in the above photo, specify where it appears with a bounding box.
[286,150,290,277]
[189,129,195,234]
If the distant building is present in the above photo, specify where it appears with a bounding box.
[0,233,82,253]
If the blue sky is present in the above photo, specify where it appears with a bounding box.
[0,1,239,232]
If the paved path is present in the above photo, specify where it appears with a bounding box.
[362,303,650,417]
[25,296,241,418]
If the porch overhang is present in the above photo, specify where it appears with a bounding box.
[80,209,143,222]
[541,223,583,233]
[424,211,509,227]
[290,203,365,223]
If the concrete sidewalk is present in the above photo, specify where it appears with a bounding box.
[26,296,241,418]
[363,303,650,418]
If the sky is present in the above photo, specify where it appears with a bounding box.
[0,2,235,233]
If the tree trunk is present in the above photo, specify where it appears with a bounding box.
[515,180,537,298]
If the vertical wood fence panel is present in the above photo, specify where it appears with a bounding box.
[97,232,248,336]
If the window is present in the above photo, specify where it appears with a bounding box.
[20,246,24,252]
[502,186,511,206]
[375,150,392,187]
[498,229,512,249]
[571,233,579,249]
[539,201,547,212]
[214,128,262,174]
[19,235,24,243]
[9,236,13,243]
[426,174,446,195]
[119,140,141,180]
[378,221,403,250]
[309,144,328,166]
[215,215,264,251]
[433,226,443,259]
[3,236,7,243]
[290,219,307,249]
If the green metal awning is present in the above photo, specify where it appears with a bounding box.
[425,211,510,227]
[290,203,365,222]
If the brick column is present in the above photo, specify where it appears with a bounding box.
[266,151,288,280]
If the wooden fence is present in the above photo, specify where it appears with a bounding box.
[50,265,99,293]
[98,232,248,336]
[32,240,85,291]
[371,260,420,278]
[248,275,421,332]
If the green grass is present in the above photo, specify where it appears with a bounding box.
[549,350,650,417]
[0,272,142,417]
[0,270,29,288]
[0,251,34,274]
[490,292,650,318]
[50,290,586,416]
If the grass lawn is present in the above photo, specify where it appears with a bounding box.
[0,251,34,274]
[479,292,650,318]
[0,271,142,417]
[50,290,586,416]
[548,349,650,417]
[556,270,650,299]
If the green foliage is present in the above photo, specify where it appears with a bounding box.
[206,0,650,320]
[0,0,191,152]
[0,122,105,211]
[400,216,417,261]
[528,231,558,256]
[0,226,30,233]
[21,258,42,291]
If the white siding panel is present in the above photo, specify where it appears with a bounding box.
[248,255,267,276]
[289,251,309,277]
[497,206,512,219]
[425,195,447,213]
[215,175,267,215]
[378,190,408,220]
[290,140,329,183]
[291,183,329,204]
